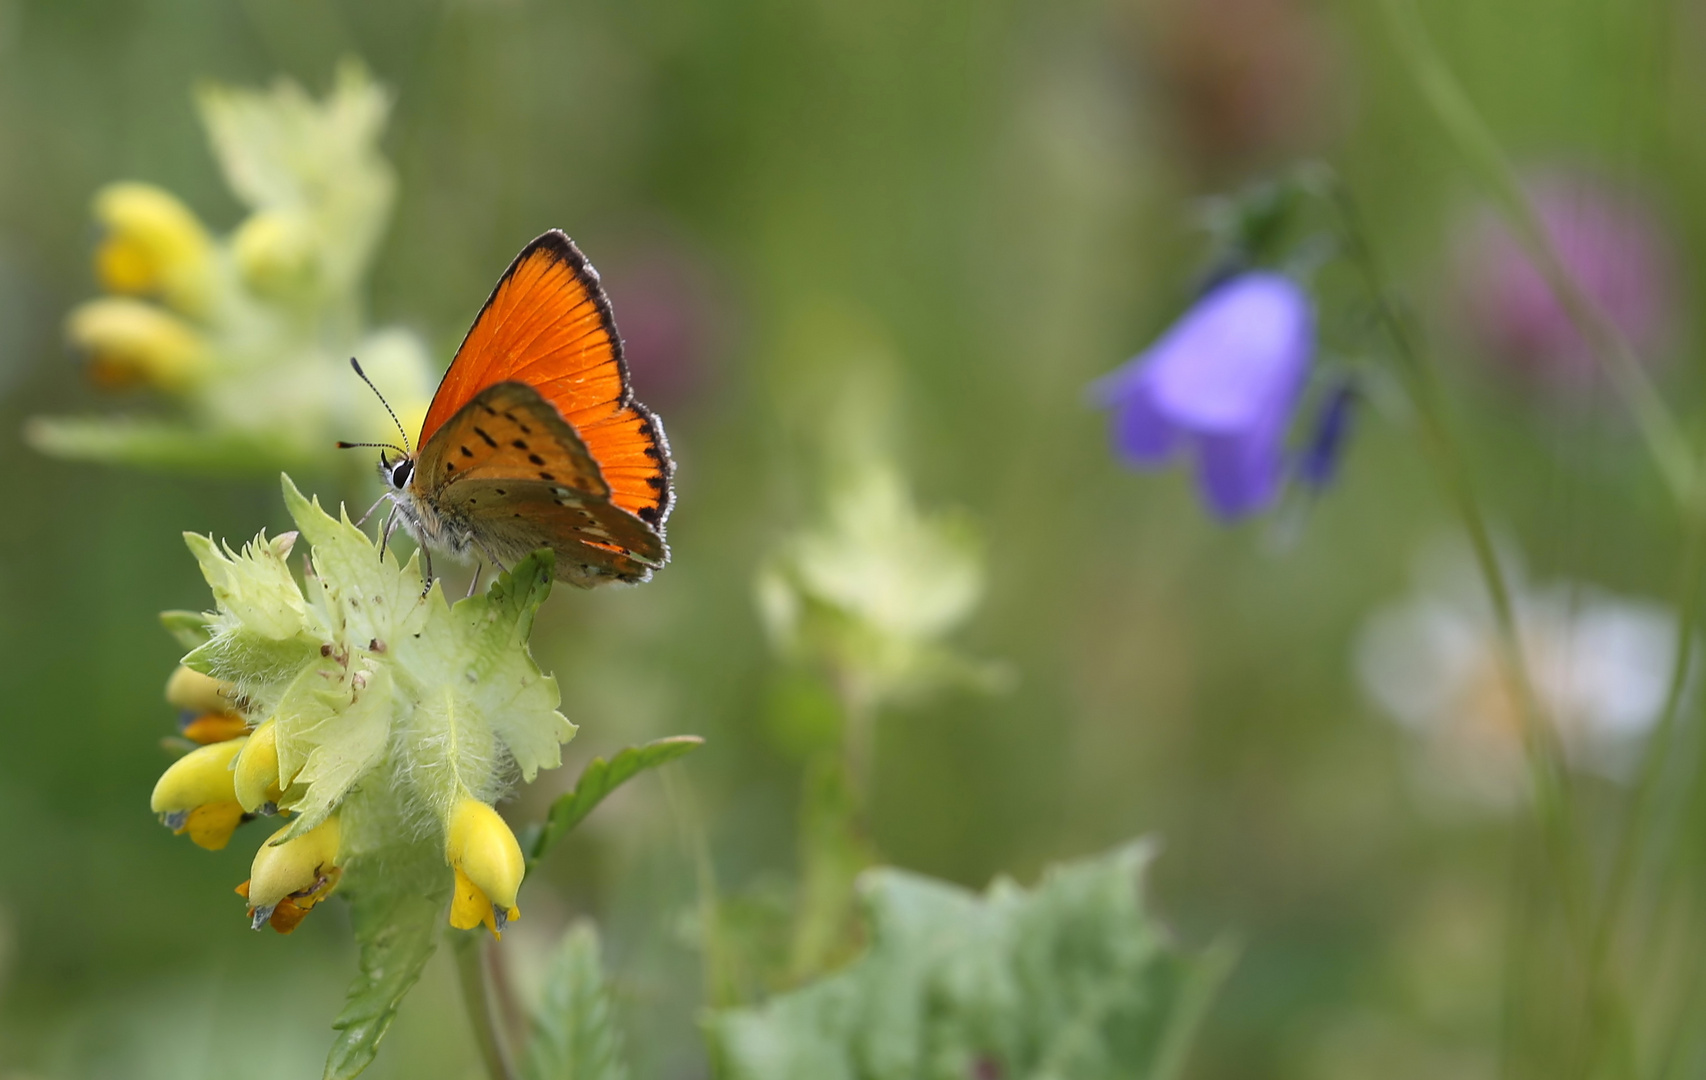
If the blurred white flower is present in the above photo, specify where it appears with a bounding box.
[1356,540,1685,805]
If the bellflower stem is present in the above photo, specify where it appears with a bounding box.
[454,931,517,1080]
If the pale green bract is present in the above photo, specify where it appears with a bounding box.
[756,453,1006,709]
[708,841,1226,1080]
[181,474,576,851]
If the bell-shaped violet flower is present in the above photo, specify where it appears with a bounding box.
[1093,272,1314,519]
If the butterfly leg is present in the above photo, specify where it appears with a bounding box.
[465,564,482,599]
[378,505,399,562]
[353,492,388,529]
[471,537,510,578]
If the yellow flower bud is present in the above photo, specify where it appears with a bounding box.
[233,718,286,813]
[150,737,249,850]
[67,298,207,393]
[92,182,213,315]
[165,666,238,715]
[444,798,524,937]
[232,209,315,297]
[244,816,342,932]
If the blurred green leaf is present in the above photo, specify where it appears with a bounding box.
[324,843,449,1080]
[527,736,704,871]
[23,416,326,475]
[520,922,630,1080]
[708,840,1221,1080]
[159,609,212,651]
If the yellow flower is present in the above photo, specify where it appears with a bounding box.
[233,718,287,813]
[240,816,342,933]
[232,209,316,297]
[164,666,237,714]
[445,798,524,937]
[150,737,249,850]
[92,182,213,315]
[67,298,207,392]
[165,665,248,743]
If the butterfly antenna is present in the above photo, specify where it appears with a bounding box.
[347,357,413,455]
[335,440,407,452]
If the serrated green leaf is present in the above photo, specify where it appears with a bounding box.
[324,842,449,1080]
[708,840,1222,1080]
[520,922,630,1080]
[527,737,705,870]
[275,661,394,839]
[159,610,212,651]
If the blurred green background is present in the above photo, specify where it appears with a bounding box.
[0,0,1698,1077]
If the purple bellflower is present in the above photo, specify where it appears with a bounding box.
[1093,271,1314,519]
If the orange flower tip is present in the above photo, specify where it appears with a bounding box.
[235,880,252,899]
[269,897,311,934]
[180,712,249,744]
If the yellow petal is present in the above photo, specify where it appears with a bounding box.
[181,712,249,745]
[247,816,341,913]
[233,719,284,812]
[152,737,247,817]
[444,798,525,912]
[232,210,315,296]
[449,865,495,933]
[183,801,246,851]
[92,182,213,315]
[165,666,238,715]
[68,298,206,392]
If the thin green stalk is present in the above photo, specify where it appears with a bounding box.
[1325,178,1592,1077]
[1328,178,1575,854]
[834,667,878,819]
[661,769,737,1009]
[1581,479,1706,1071]
[1376,0,1694,506]
[454,931,517,1080]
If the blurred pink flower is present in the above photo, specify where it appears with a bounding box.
[600,239,723,410]
[1456,173,1680,391]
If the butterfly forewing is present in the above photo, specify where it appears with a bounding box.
[419,231,674,532]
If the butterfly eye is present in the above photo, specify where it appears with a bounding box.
[390,460,414,488]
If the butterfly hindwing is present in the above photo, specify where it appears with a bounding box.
[419,231,674,533]
[413,381,667,584]
[435,479,666,586]
[416,381,608,497]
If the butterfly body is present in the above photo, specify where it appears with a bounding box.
[369,231,674,588]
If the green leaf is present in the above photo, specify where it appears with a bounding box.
[159,610,213,651]
[527,736,705,870]
[520,922,630,1080]
[323,842,450,1080]
[707,840,1224,1080]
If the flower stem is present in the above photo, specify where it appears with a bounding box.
[454,931,517,1080]
[1324,174,1592,1073]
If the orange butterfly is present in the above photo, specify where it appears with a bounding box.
[344,230,674,588]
